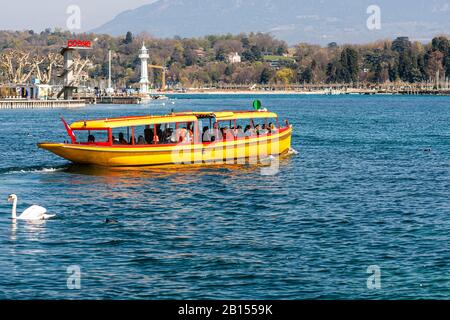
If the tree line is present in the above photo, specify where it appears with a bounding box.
[0,29,449,88]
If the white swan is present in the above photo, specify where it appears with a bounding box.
[7,194,55,221]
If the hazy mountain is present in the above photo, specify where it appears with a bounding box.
[92,0,450,44]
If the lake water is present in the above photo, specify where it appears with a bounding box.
[0,94,449,299]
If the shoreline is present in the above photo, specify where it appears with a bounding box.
[162,89,449,96]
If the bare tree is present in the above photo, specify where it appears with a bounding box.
[34,53,64,84]
[72,56,92,86]
[0,49,35,84]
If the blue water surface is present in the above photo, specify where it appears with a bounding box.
[0,94,449,299]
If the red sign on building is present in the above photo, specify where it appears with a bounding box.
[67,39,92,48]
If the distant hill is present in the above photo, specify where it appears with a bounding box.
[92,0,450,45]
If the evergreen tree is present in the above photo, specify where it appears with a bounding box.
[260,67,272,84]
[339,47,359,83]
[124,31,133,44]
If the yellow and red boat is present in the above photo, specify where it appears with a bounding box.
[38,110,292,167]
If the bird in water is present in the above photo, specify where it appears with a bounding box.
[7,194,55,220]
[105,218,118,224]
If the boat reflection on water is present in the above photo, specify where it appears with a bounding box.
[62,154,294,179]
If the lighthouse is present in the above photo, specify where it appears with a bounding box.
[139,42,150,96]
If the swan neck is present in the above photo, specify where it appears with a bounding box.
[11,198,17,219]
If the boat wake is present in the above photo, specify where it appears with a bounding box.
[287,148,299,155]
[1,165,66,175]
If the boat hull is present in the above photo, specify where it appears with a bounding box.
[38,128,292,167]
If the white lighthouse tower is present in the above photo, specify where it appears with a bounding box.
[139,42,150,96]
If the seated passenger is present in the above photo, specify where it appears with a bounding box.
[235,125,245,138]
[244,125,254,137]
[187,126,194,143]
[168,128,177,143]
[269,122,278,133]
[118,132,128,145]
[112,135,119,145]
[87,135,95,143]
[144,125,153,144]
[259,124,269,135]
[202,126,212,142]
[162,127,174,143]
[254,124,265,136]
[177,127,188,143]
[155,124,163,142]
[137,135,146,145]
[212,122,221,141]
[224,127,234,141]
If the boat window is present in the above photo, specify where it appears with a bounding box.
[74,129,109,145]
[131,124,166,145]
[111,128,132,145]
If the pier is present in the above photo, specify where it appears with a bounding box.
[0,99,86,109]
[85,96,144,104]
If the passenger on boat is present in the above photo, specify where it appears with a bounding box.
[137,135,146,145]
[161,127,174,144]
[269,122,278,134]
[187,123,194,135]
[144,125,153,144]
[235,125,245,138]
[118,132,128,145]
[169,128,177,143]
[112,136,120,145]
[88,135,95,143]
[177,127,188,143]
[223,126,234,141]
[244,125,255,137]
[254,124,264,136]
[259,124,269,135]
[212,122,220,141]
[203,126,211,142]
[155,124,163,142]
[186,127,194,143]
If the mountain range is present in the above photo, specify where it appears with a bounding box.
[92,0,450,44]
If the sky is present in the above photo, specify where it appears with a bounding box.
[0,0,156,32]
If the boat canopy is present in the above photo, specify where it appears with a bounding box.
[215,111,278,121]
[70,111,278,129]
[174,111,278,121]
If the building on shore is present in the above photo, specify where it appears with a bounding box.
[0,83,53,100]
[227,52,241,64]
